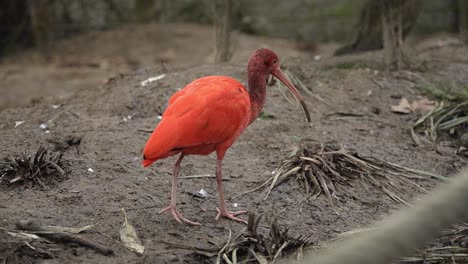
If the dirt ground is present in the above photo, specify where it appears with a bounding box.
[1,23,468,263]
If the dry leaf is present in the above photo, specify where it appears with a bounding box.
[391,97,412,114]
[120,208,145,255]
[411,98,435,113]
[14,121,25,128]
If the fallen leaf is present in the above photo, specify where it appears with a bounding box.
[120,208,145,255]
[14,121,25,128]
[391,97,435,114]
[391,97,413,114]
[411,98,435,112]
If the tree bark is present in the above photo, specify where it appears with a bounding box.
[457,0,468,44]
[0,0,33,56]
[334,0,422,56]
[28,0,54,53]
[381,0,405,70]
[215,0,233,63]
[133,0,157,22]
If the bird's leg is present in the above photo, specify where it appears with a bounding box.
[159,153,201,226]
[214,158,248,224]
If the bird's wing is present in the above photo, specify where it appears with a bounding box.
[143,76,251,161]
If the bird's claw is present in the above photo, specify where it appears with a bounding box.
[215,208,248,224]
[159,205,201,226]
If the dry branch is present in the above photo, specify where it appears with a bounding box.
[15,220,114,256]
[250,142,447,204]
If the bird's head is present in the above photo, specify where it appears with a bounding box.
[249,48,311,122]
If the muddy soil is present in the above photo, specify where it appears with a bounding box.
[0,23,467,263]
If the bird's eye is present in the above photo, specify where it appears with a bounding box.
[272,59,277,64]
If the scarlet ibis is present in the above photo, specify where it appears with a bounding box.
[142,48,311,225]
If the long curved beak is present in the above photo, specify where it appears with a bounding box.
[271,67,311,122]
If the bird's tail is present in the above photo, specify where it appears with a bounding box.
[141,119,180,168]
[142,156,156,167]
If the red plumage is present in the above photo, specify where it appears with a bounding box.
[142,76,250,167]
[142,48,310,225]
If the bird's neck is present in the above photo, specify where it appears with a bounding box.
[247,71,267,124]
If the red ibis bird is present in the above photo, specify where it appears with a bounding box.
[142,48,311,225]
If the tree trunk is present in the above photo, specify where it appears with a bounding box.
[334,0,422,56]
[215,0,233,63]
[159,0,173,23]
[28,0,54,53]
[134,0,157,22]
[0,0,33,57]
[457,0,468,44]
[381,0,404,70]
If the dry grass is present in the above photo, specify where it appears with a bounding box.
[243,142,448,205]
[328,223,468,263]
[216,213,312,264]
[399,223,468,263]
[175,212,312,263]
[410,73,468,148]
[411,101,468,147]
[0,146,67,188]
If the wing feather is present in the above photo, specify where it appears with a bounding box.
[143,76,250,162]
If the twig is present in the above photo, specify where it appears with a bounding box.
[137,129,153,133]
[272,241,289,263]
[179,174,214,179]
[217,229,233,264]
[160,241,219,255]
[15,220,113,256]
[233,178,273,198]
[107,204,160,213]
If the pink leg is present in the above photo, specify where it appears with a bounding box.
[159,153,201,226]
[214,158,247,224]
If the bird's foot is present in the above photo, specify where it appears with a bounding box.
[215,208,248,224]
[159,205,201,226]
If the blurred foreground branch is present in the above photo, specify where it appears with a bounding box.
[288,167,468,264]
